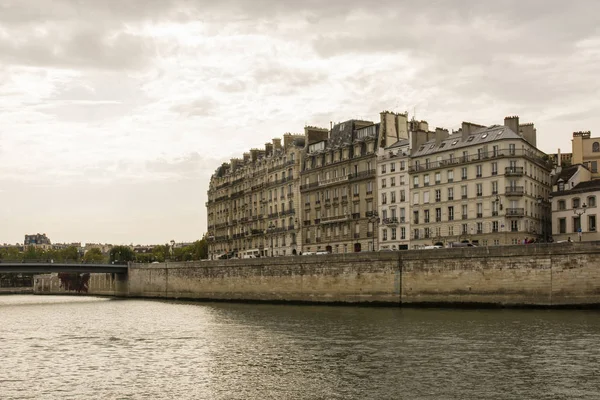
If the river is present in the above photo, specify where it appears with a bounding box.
[1,295,599,399]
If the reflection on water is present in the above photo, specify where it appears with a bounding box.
[1,295,600,399]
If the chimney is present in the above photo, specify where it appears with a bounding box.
[243,152,250,163]
[272,138,282,151]
[250,149,259,162]
[504,116,519,134]
[265,142,273,156]
[283,134,293,149]
[435,127,449,145]
[557,148,561,167]
[304,126,329,146]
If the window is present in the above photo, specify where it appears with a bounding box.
[390,163,396,172]
[448,206,454,221]
[382,229,387,241]
[462,204,468,219]
[413,176,419,188]
[476,183,483,197]
[476,165,482,178]
[391,228,397,240]
[491,162,498,176]
[588,196,597,207]
[461,185,468,199]
[593,142,600,152]
[413,211,419,224]
[436,208,442,222]
[477,222,483,234]
[413,193,419,205]
[491,181,498,195]
[382,193,387,204]
[509,143,516,155]
[424,209,430,223]
[573,216,581,233]
[461,167,467,180]
[448,225,454,236]
[401,227,406,239]
[492,221,499,232]
[435,172,441,184]
[435,189,441,202]
[381,164,387,174]
[589,215,597,232]
[572,198,581,208]
[391,191,396,203]
[559,218,566,234]
[592,161,598,173]
[448,170,454,182]
[424,175,430,186]
[423,191,430,204]
[462,224,468,234]
[448,187,454,201]
[391,177,396,187]
[511,220,518,232]
[477,203,483,218]
[558,200,566,210]
[381,178,387,188]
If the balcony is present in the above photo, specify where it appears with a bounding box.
[382,217,399,226]
[367,231,374,237]
[314,218,321,224]
[318,175,349,187]
[477,213,483,218]
[505,167,524,176]
[462,214,468,220]
[505,186,524,196]
[352,213,361,219]
[321,215,350,224]
[354,233,360,238]
[506,208,525,217]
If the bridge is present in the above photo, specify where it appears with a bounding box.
[0,262,128,274]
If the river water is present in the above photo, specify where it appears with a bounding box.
[1,296,599,400]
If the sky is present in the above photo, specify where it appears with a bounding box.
[0,0,599,245]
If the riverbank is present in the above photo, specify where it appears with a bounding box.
[0,287,33,295]
[31,241,600,307]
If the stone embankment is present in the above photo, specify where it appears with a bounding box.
[33,242,600,307]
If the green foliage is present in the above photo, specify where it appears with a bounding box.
[83,248,105,263]
[109,246,135,264]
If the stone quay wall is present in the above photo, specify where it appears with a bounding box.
[33,242,600,307]
[34,273,128,297]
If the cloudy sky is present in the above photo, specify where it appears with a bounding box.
[0,0,598,245]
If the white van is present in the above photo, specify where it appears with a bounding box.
[422,245,443,250]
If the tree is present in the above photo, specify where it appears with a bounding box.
[83,248,105,263]
[109,246,135,264]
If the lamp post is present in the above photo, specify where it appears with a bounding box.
[573,202,588,242]
[267,221,275,257]
[368,211,380,252]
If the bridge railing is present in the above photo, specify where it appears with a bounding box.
[0,259,116,265]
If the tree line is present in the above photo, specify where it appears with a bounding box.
[0,237,209,264]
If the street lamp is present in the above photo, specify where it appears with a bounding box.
[573,202,588,242]
[267,221,276,257]
[368,211,380,252]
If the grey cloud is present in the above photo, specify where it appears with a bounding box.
[145,152,220,178]
[170,98,218,117]
[0,27,153,70]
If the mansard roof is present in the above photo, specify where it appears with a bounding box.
[411,125,522,157]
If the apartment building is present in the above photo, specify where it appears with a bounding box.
[551,164,599,241]
[572,131,600,177]
[408,116,553,248]
[207,134,305,259]
[299,112,407,254]
[377,139,411,250]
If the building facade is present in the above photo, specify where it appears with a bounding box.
[207,134,305,259]
[551,164,599,242]
[298,112,408,254]
[377,139,411,250]
[408,116,552,248]
[572,131,600,178]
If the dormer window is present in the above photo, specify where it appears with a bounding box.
[558,181,565,191]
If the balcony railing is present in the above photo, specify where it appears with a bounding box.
[506,208,525,217]
[505,167,524,176]
[505,186,524,196]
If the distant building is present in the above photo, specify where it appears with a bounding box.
[572,131,600,177]
[24,233,52,250]
[550,164,599,242]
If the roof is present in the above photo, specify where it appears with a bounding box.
[552,164,585,185]
[386,139,410,149]
[411,125,521,157]
[322,119,377,150]
[551,179,600,197]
